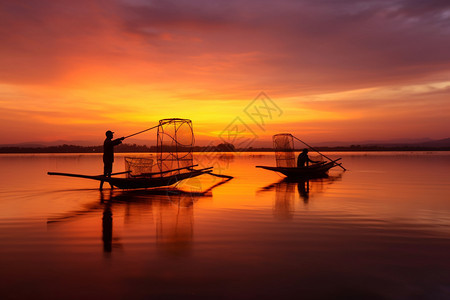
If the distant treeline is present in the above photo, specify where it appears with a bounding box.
[0,143,449,153]
[0,144,151,153]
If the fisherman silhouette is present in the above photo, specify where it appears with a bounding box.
[100,191,113,254]
[100,130,124,190]
[297,148,319,167]
[297,180,310,204]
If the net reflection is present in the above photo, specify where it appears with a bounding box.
[154,195,194,256]
[259,174,342,219]
[274,180,296,220]
[47,188,208,257]
[100,189,202,256]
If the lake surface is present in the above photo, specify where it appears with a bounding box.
[0,152,449,299]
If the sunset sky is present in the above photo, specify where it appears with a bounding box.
[1,0,449,146]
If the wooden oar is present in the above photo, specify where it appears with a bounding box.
[200,176,233,193]
[292,136,347,171]
[49,170,130,178]
[207,172,234,179]
[48,172,103,180]
[103,171,130,176]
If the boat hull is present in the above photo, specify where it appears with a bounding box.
[256,162,336,178]
[48,170,211,189]
[107,171,207,189]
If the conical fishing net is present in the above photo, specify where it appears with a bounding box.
[157,118,194,176]
[273,133,296,167]
[124,156,153,178]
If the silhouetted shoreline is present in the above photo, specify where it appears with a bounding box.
[0,143,449,153]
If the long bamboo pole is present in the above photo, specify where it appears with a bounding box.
[123,124,159,139]
[122,120,174,139]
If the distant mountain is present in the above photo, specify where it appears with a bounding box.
[312,138,434,147]
[0,142,47,148]
[1,137,449,150]
[0,140,97,148]
[310,138,450,149]
[418,138,450,148]
[0,137,155,148]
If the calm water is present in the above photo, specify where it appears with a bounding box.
[0,152,449,299]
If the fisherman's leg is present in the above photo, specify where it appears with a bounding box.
[108,172,114,189]
[100,168,106,190]
[108,163,114,189]
[100,163,111,190]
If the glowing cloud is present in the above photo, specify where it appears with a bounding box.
[0,0,449,144]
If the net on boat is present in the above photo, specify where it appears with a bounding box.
[273,133,296,168]
[157,118,194,176]
[309,154,324,162]
[124,156,153,178]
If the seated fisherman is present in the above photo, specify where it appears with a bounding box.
[297,148,320,167]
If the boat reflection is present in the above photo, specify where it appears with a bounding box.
[100,188,202,256]
[259,174,342,219]
[48,186,216,256]
[154,194,194,256]
[274,180,296,219]
[47,175,232,255]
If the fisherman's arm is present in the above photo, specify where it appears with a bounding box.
[308,157,320,164]
[112,137,125,146]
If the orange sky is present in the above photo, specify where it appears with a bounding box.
[0,0,449,146]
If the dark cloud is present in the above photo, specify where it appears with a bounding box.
[122,0,234,30]
[117,0,450,92]
[0,0,449,92]
[0,0,121,83]
[391,0,450,20]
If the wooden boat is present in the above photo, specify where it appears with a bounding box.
[256,159,341,178]
[48,119,236,190]
[48,166,213,189]
[257,133,346,178]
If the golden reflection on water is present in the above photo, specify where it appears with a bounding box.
[1,152,450,299]
[1,152,450,226]
[258,174,343,220]
[47,188,204,257]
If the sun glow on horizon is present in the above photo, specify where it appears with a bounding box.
[0,1,449,145]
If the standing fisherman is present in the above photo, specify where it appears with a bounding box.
[100,130,125,190]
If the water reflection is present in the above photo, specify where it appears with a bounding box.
[259,174,342,219]
[102,189,200,256]
[297,179,310,203]
[47,188,210,257]
[3,153,450,299]
[154,195,194,256]
[101,196,113,253]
